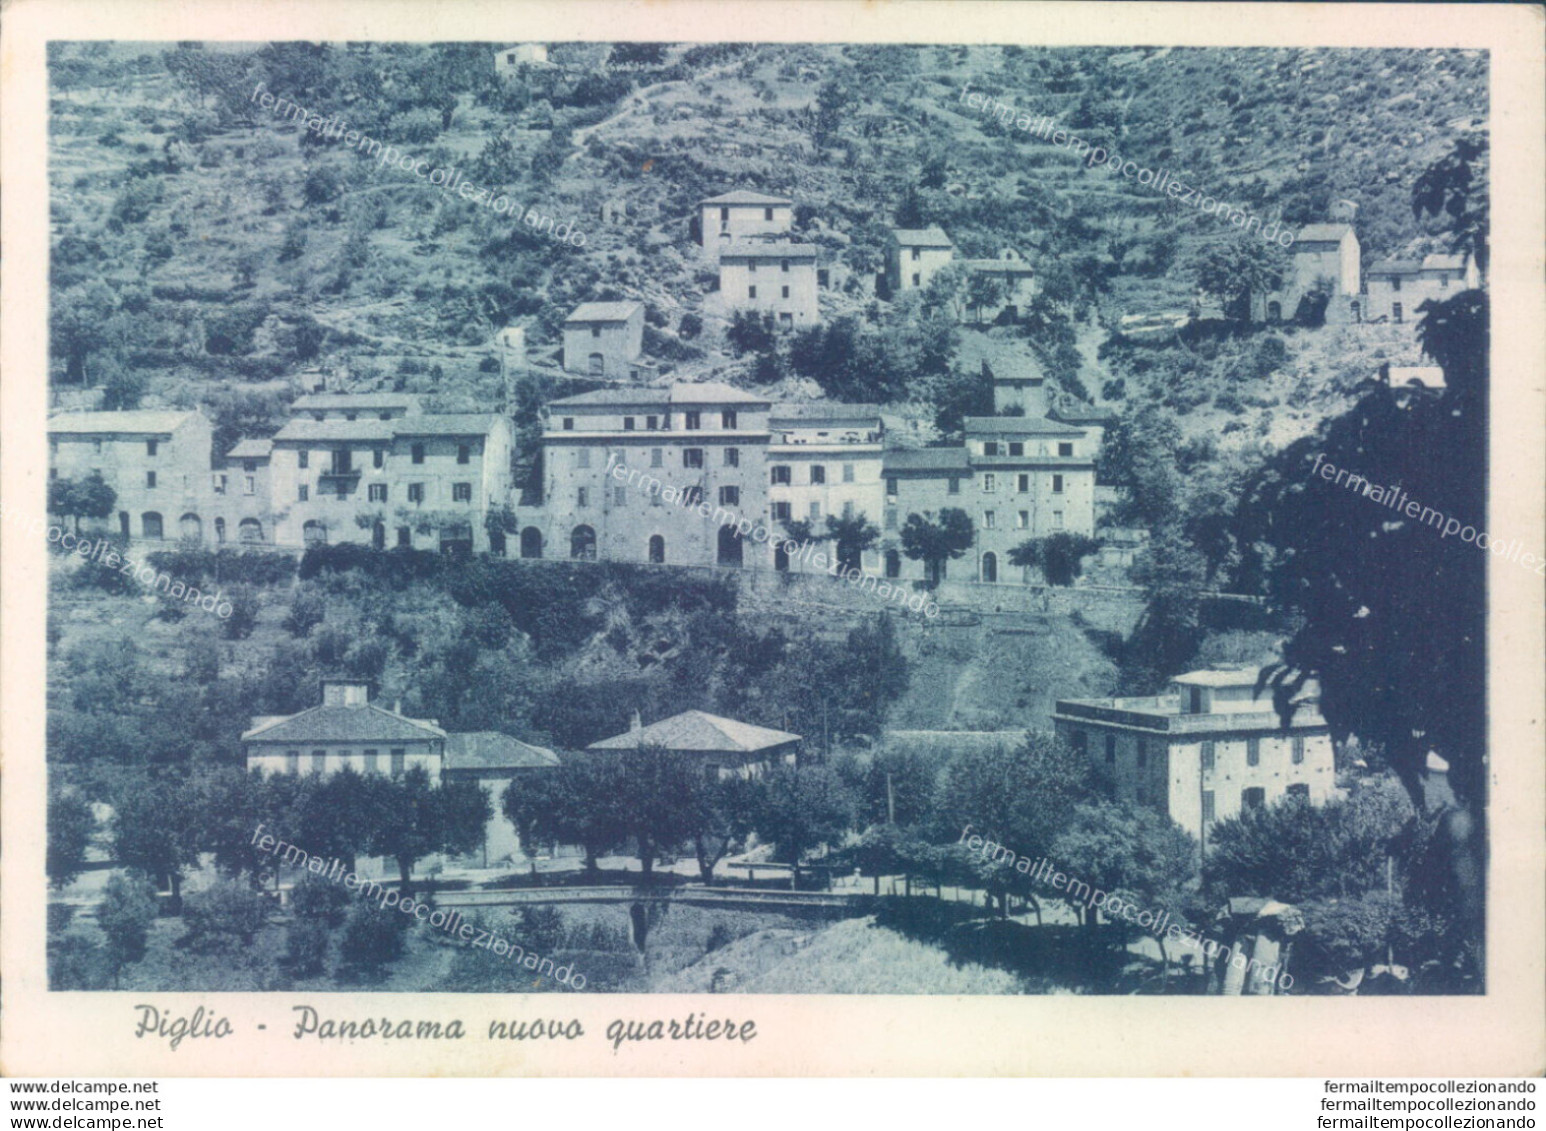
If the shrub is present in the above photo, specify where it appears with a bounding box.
[678,311,703,340]
[705,923,736,952]
[290,873,350,927]
[220,586,260,640]
[97,871,159,984]
[284,919,332,975]
[513,905,565,953]
[337,900,407,975]
[181,880,271,952]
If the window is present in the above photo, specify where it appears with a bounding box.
[1009,442,1024,457]
[1291,736,1305,765]
[373,449,384,469]
[842,462,855,483]
[390,749,406,776]
[1200,741,1215,771]
[1105,734,1117,764]
[93,439,102,454]
[623,417,635,431]
[810,465,826,485]
[911,273,920,287]
[984,442,1000,456]
[369,483,388,503]
[1058,442,1074,457]
[651,448,663,468]
[685,411,702,431]
[772,465,792,485]
[720,206,729,221]
[1016,474,1029,493]
[379,412,391,421]
[747,284,760,300]
[1052,474,1065,494]
[614,487,627,506]
[781,259,790,272]
[411,443,425,464]
[407,483,424,504]
[781,285,790,299]
[722,410,738,429]
[576,448,591,469]
[1392,302,1403,323]
[983,510,995,529]
[948,477,960,495]
[298,485,309,502]
[772,501,792,521]
[311,750,327,775]
[1201,790,1216,824]
[646,416,659,431]
[362,749,378,773]
[650,490,662,507]
[453,482,472,503]
[562,418,574,431]
[682,486,703,507]
[286,751,300,775]
[1286,783,1310,801]
[911,248,921,262]
[244,476,256,496]
[146,440,159,457]
[982,473,996,493]
[331,449,353,475]
[885,507,898,530]
[576,487,588,507]
[724,448,740,467]
[684,448,704,469]
[764,207,774,221]
[457,444,471,464]
[346,413,357,422]
[1136,739,1147,768]
[244,460,257,474]
[298,451,309,470]
[843,501,854,520]
[1242,787,1266,810]
[591,325,601,338]
[1247,738,1261,767]
[397,527,412,548]
[1391,277,1402,293]
[1052,511,1064,529]
[719,486,739,506]
[886,476,898,499]
[1016,510,1028,530]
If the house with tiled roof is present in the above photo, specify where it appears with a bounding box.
[588,710,801,779]
[1365,252,1480,324]
[717,241,820,328]
[444,732,561,864]
[1254,221,1362,325]
[289,392,422,421]
[887,226,955,293]
[698,189,794,255]
[562,300,646,379]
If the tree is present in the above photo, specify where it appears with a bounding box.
[48,789,96,889]
[965,270,1009,323]
[180,880,270,953]
[438,779,493,861]
[97,871,158,988]
[48,473,117,535]
[620,745,699,881]
[363,767,442,891]
[97,354,147,411]
[1008,532,1103,586]
[684,774,758,885]
[337,898,407,978]
[749,765,855,886]
[1193,235,1286,321]
[503,754,629,875]
[900,508,974,584]
[824,511,880,574]
[112,777,201,911]
[1121,529,1209,693]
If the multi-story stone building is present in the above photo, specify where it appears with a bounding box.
[48,410,215,542]
[1364,253,1480,324]
[767,403,885,573]
[698,190,794,257]
[879,447,974,583]
[562,301,646,379]
[533,383,773,568]
[957,249,1038,322]
[717,242,820,329]
[213,438,274,546]
[887,227,954,292]
[1254,222,1362,324]
[1052,668,1339,846]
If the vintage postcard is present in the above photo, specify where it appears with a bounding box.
[2,0,1542,1078]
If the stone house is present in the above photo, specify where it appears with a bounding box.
[562,301,646,379]
[717,242,820,329]
[1254,223,1361,324]
[887,227,954,293]
[698,190,794,258]
[1364,253,1480,324]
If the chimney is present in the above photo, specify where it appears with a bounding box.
[321,679,370,708]
[629,710,643,733]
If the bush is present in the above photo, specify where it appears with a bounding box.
[97,871,159,982]
[181,880,271,952]
[220,586,260,640]
[337,900,407,975]
[290,873,350,927]
[513,905,565,953]
[678,311,702,340]
[284,919,332,975]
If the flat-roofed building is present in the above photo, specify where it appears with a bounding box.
[48,410,214,543]
[718,242,820,329]
[563,301,646,379]
[888,227,954,292]
[699,190,794,257]
[1052,668,1338,846]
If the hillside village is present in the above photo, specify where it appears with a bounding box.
[42,41,1487,997]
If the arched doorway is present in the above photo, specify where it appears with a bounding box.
[648,534,665,564]
[520,527,543,559]
[214,517,227,544]
[570,525,596,560]
[141,512,164,540]
[717,525,743,567]
[981,551,998,583]
[774,542,790,571]
[1351,301,1361,323]
[303,520,328,547]
[178,513,202,543]
[885,549,901,579]
[372,522,386,551]
[238,518,263,544]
